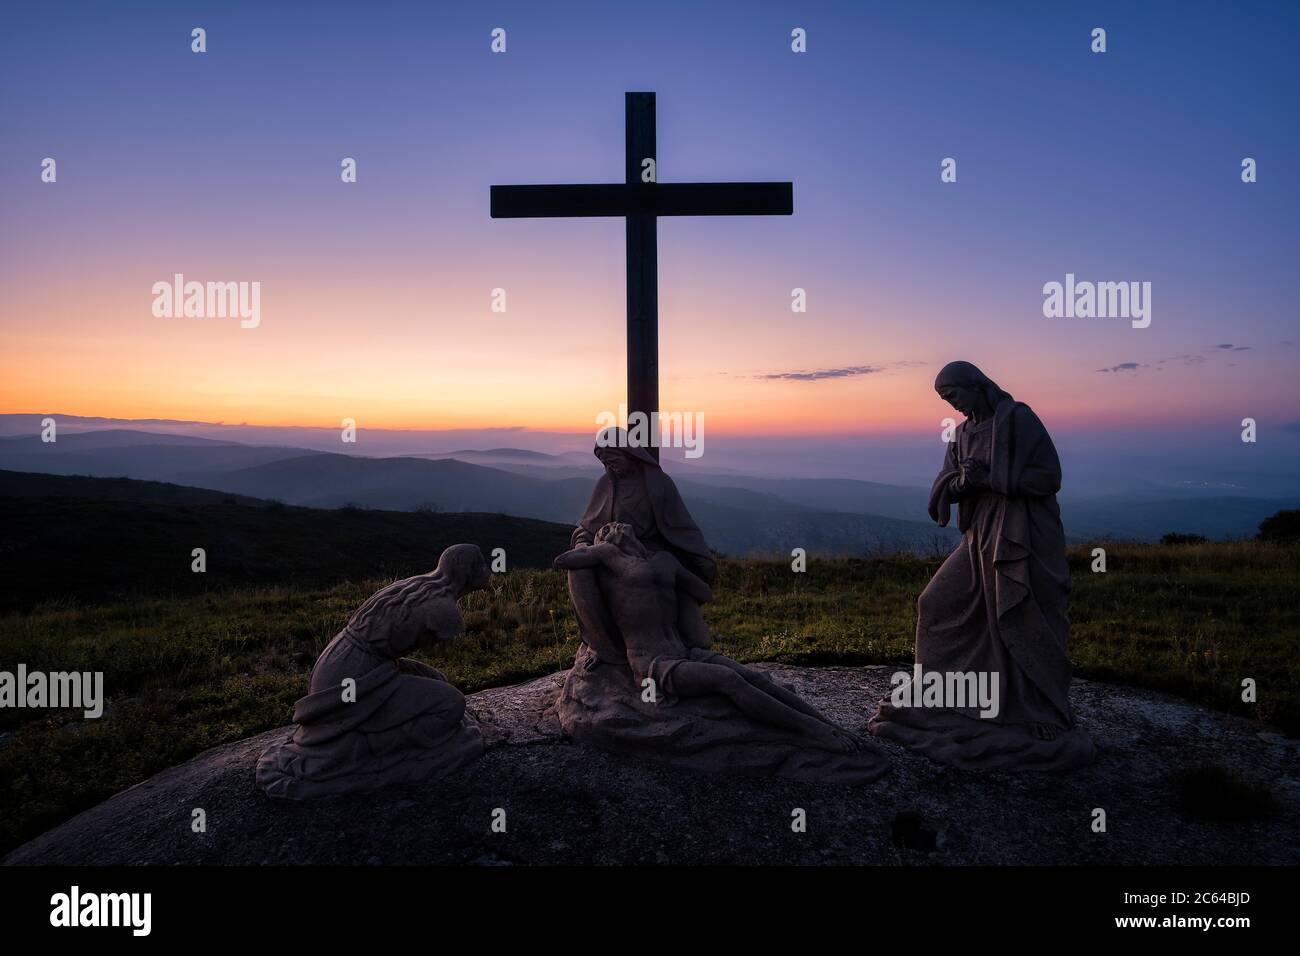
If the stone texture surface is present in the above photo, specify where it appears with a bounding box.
[6,665,1297,866]
[556,643,888,784]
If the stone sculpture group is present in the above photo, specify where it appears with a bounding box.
[257,363,1095,799]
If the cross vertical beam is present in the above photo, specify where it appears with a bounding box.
[625,92,658,459]
[490,93,793,463]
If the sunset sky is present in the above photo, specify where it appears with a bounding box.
[1,1,1297,453]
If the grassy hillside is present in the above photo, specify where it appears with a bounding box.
[0,470,572,612]
[1,539,1296,855]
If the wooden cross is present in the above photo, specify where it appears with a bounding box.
[491,92,793,459]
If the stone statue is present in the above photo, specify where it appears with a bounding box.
[554,522,888,783]
[867,361,1095,771]
[256,544,489,799]
[567,427,716,664]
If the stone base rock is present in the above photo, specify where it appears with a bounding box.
[5,666,1297,866]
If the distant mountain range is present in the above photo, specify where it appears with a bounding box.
[0,469,572,612]
[0,429,1294,553]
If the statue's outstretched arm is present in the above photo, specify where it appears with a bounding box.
[554,543,620,571]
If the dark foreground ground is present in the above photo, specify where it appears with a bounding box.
[7,665,1296,865]
[6,538,1297,856]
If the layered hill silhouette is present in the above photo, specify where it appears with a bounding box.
[0,431,959,555]
[2,429,1295,553]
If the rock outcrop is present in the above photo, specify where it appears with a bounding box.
[6,665,1296,865]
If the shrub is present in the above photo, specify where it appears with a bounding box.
[1259,509,1300,542]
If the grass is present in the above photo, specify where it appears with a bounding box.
[1,539,1297,855]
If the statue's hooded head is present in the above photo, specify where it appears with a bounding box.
[344,543,487,649]
[593,426,659,478]
[934,361,1014,421]
[434,543,490,595]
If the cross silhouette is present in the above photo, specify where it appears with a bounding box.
[491,92,793,459]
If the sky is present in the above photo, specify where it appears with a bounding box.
[1,1,1297,482]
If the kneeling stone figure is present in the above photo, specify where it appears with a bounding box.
[256,544,489,800]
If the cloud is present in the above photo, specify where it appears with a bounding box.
[1113,345,1256,375]
[754,360,926,382]
[757,365,883,381]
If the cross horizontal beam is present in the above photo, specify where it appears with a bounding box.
[490,182,793,219]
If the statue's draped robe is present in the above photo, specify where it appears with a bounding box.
[572,452,715,580]
[868,399,1095,771]
[256,590,483,799]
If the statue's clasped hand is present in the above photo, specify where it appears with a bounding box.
[956,457,989,494]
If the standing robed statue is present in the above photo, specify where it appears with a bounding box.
[868,361,1095,771]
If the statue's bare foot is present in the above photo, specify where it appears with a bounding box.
[1030,722,1058,741]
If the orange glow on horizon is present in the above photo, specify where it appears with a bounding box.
[1,255,1286,439]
